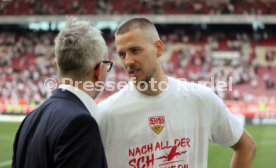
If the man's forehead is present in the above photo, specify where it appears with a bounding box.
[115,28,142,39]
[115,30,144,45]
[115,41,143,53]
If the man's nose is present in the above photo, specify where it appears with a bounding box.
[124,53,135,66]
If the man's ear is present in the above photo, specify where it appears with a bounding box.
[154,40,164,58]
[93,63,104,82]
[54,59,58,70]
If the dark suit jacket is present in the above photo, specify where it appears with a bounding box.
[12,89,108,168]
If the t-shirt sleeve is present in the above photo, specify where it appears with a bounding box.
[54,114,107,168]
[208,89,244,147]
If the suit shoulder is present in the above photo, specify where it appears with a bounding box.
[52,97,88,114]
[62,113,96,131]
[27,97,92,129]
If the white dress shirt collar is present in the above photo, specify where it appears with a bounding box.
[59,84,97,117]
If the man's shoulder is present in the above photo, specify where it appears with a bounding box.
[21,98,93,139]
[168,76,212,95]
[98,85,132,112]
[29,96,91,123]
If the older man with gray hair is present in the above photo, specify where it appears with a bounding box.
[12,17,112,168]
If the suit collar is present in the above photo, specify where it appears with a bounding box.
[50,89,87,111]
[58,84,97,116]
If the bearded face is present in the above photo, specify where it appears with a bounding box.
[115,28,159,85]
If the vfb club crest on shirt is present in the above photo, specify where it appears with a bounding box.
[148,115,165,134]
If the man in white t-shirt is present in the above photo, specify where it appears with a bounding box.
[97,18,256,168]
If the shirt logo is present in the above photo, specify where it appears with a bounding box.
[156,145,187,165]
[148,115,165,134]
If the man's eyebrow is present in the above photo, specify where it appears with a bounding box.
[129,46,142,50]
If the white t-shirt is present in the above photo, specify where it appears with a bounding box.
[96,77,243,168]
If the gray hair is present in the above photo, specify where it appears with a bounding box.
[55,17,108,79]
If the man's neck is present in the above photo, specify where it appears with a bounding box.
[135,75,168,96]
[61,80,97,99]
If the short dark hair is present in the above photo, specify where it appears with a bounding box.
[115,18,160,41]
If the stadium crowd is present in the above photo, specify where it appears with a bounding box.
[0,31,56,111]
[0,27,276,113]
[0,0,275,15]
